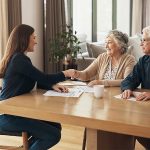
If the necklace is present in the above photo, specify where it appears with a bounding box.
[111,57,120,68]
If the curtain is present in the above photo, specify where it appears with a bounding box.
[8,0,22,34]
[44,0,66,73]
[0,0,8,59]
[0,0,22,59]
[131,0,143,35]
[65,0,72,26]
[132,0,150,35]
[142,0,150,28]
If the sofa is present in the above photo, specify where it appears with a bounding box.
[77,34,144,70]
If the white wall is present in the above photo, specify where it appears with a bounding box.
[21,0,43,71]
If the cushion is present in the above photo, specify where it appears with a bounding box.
[77,52,89,58]
[128,35,144,61]
[87,43,106,58]
[79,42,87,53]
[86,43,93,57]
[127,46,133,55]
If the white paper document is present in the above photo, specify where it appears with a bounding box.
[43,87,84,97]
[58,81,87,86]
[114,92,142,101]
[114,94,136,101]
[43,86,94,97]
[77,86,94,93]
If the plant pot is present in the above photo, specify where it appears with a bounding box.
[62,55,77,70]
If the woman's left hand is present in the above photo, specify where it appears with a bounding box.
[52,84,69,93]
[136,92,150,101]
[88,80,102,87]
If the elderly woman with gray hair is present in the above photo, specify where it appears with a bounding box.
[68,29,136,87]
[66,30,136,150]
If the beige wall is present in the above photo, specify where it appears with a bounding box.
[21,0,44,71]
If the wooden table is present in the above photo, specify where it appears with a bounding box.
[0,87,150,150]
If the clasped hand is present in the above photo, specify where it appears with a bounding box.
[63,69,80,79]
[122,90,150,101]
[63,70,103,86]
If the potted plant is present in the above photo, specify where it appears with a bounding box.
[49,25,81,70]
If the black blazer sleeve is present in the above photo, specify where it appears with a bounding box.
[12,53,65,89]
[121,59,142,91]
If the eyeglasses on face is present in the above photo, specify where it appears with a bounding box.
[140,38,150,43]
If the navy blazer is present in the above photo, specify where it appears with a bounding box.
[0,52,65,100]
[121,55,150,91]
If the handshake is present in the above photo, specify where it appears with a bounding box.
[63,69,81,80]
[63,69,103,87]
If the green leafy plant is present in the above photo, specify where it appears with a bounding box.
[49,25,81,62]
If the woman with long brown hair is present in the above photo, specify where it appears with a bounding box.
[0,24,71,150]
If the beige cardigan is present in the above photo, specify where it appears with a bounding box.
[78,52,136,86]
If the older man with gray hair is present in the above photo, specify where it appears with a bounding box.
[121,26,150,149]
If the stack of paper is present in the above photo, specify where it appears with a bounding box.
[43,87,84,97]
[44,81,95,97]
[58,81,87,86]
[76,86,94,93]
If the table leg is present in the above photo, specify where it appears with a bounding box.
[86,128,98,150]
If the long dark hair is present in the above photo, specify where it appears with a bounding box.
[0,24,34,78]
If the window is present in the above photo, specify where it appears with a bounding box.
[73,0,92,41]
[69,0,132,42]
[97,0,112,41]
[117,0,131,35]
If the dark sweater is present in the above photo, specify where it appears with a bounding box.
[0,52,65,100]
[121,55,150,91]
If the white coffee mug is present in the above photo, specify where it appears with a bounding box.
[93,85,104,98]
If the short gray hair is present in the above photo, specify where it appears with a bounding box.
[142,26,150,38]
[107,30,129,54]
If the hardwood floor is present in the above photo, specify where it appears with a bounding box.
[51,124,84,150]
[0,124,144,150]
